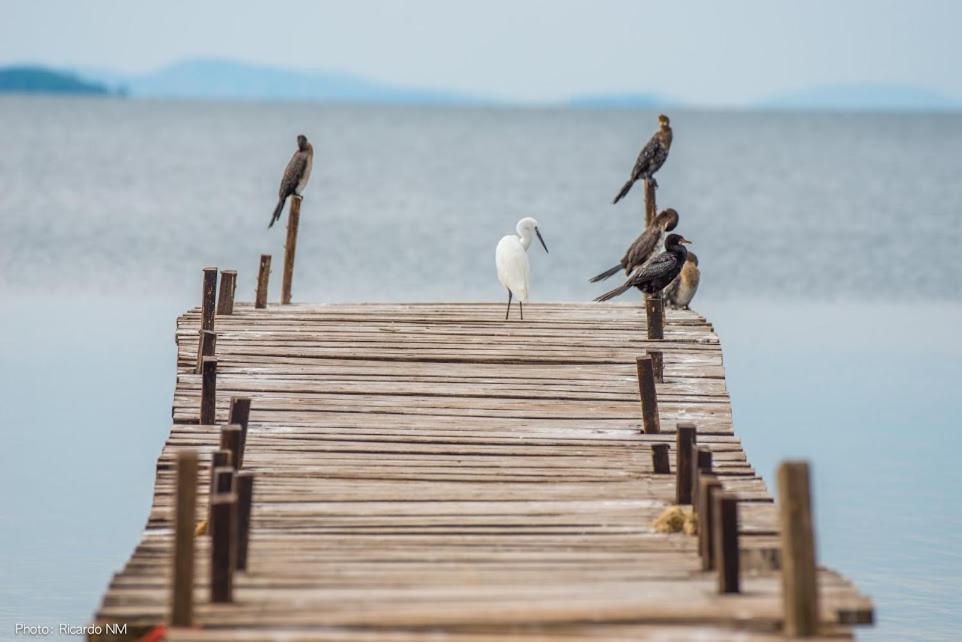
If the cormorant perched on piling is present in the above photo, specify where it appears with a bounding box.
[612,114,673,204]
[594,233,691,302]
[664,251,700,310]
[269,134,313,228]
[589,208,680,283]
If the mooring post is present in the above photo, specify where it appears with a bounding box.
[170,450,198,627]
[645,293,664,340]
[713,492,741,593]
[209,493,237,603]
[778,460,819,637]
[635,355,660,434]
[206,450,232,530]
[208,466,235,536]
[692,446,714,516]
[675,423,697,505]
[217,270,237,315]
[195,329,216,375]
[200,356,217,425]
[698,475,722,570]
[644,177,657,227]
[220,424,243,471]
[228,397,252,469]
[255,254,271,309]
[646,349,664,383]
[235,471,255,571]
[281,196,301,305]
[201,267,218,332]
[651,443,670,474]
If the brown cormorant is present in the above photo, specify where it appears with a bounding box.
[594,233,691,302]
[589,208,679,283]
[269,134,313,228]
[612,114,673,204]
[664,251,700,310]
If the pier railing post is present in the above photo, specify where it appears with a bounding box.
[220,425,243,471]
[692,446,714,515]
[217,270,237,315]
[777,460,819,637]
[228,397,252,469]
[195,330,216,375]
[698,475,722,570]
[645,293,664,340]
[170,450,198,627]
[200,357,217,425]
[644,177,656,227]
[255,255,271,309]
[713,492,740,594]
[201,267,218,332]
[646,349,664,383]
[651,443,670,473]
[281,196,301,305]
[635,356,660,434]
[675,423,697,505]
[209,493,237,603]
[236,471,255,572]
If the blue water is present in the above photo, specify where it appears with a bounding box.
[1,97,960,641]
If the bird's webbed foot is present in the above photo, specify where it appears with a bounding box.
[647,176,659,190]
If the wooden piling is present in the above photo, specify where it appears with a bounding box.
[217,270,237,315]
[170,450,197,627]
[635,356,660,434]
[255,255,271,309]
[220,424,243,471]
[647,349,664,383]
[195,329,216,375]
[777,460,819,637]
[281,196,301,305]
[235,471,255,572]
[201,267,218,332]
[651,443,670,474]
[200,357,217,425]
[645,293,664,340]
[209,493,237,603]
[208,466,234,535]
[713,492,740,594]
[692,447,714,516]
[698,475,722,570]
[228,397,252,469]
[675,423,697,505]
[644,177,657,227]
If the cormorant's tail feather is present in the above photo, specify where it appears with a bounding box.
[612,179,634,204]
[268,198,285,228]
[594,281,634,302]
[588,264,623,283]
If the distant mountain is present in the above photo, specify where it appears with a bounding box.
[568,92,670,109]
[760,84,962,112]
[0,66,110,95]
[79,59,483,105]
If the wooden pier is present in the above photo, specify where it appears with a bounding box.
[91,299,873,641]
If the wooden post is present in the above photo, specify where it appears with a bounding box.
[692,446,714,516]
[635,356,660,434]
[200,357,217,425]
[255,254,271,309]
[209,493,236,603]
[675,423,697,505]
[645,293,664,340]
[713,492,740,594]
[220,425,243,471]
[170,450,197,627]
[235,471,255,571]
[698,475,722,570]
[228,397,252,469]
[217,270,237,315]
[201,267,218,332]
[195,330,216,374]
[208,466,234,534]
[281,196,301,305]
[777,460,819,637]
[643,177,657,227]
[651,443,670,474]
[647,349,664,383]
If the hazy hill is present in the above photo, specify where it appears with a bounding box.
[0,66,110,94]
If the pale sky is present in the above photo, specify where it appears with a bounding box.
[3,0,960,105]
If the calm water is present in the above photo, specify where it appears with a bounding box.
[0,97,960,641]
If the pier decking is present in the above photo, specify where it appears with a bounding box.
[92,302,872,641]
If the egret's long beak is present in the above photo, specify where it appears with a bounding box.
[535,227,549,254]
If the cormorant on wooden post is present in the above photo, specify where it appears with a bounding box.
[612,114,673,204]
[269,134,313,228]
[588,208,679,283]
[664,251,700,310]
[594,233,691,302]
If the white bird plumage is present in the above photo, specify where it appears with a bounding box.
[495,217,548,320]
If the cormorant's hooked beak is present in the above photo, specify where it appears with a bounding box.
[535,227,549,254]
[679,237,693,245]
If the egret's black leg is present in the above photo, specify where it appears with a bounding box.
[505,290,513,320]
[519,301,524,321]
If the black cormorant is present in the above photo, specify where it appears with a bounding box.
[594,233,691,302]
[589,208,679,283]
[612,114,673,204]
[269,134,313,228]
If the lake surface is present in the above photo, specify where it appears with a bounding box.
[0,97,960,641]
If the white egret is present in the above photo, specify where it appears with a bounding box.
[495,217,548,320]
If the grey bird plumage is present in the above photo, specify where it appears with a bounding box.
[589,208,679,283]
[595,233,691,302]
[269,134,313,228]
